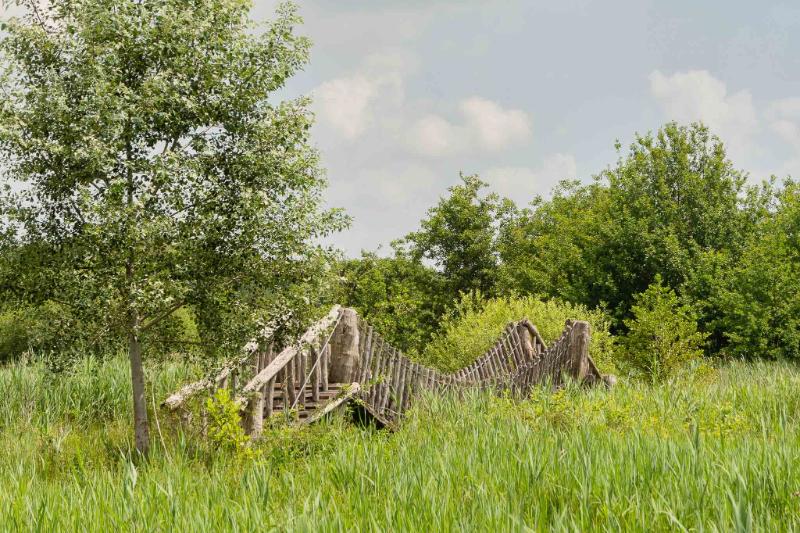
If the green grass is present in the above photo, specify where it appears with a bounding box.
[1,355,799,531]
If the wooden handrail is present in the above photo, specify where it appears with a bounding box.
[236,305,341,407]
[162,312,291,410]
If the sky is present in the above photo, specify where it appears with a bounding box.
[3,1,800,256]
[249,0,800,256]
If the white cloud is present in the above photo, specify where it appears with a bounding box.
[409,114,466,156]
[313,50,415,141]
[648,70,758,158]
[460,97,532,151]
[768,98,800,149]
[484,153,577,204]
[314,75,378,140]
[409,97,532,156]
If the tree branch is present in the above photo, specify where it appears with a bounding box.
[140,300,185,333]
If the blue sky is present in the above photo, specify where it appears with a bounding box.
[3,1,799,255]
[251,0,800,256]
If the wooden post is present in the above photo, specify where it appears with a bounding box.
[244,392,263,438]
[389,348,404,412]
[329,308,360,384]
[516,323,535,362]
[298,348,307,400]
[280,367,289,414]
[311,346,320,404]
[358,325,374,384]
[566,320,590,381]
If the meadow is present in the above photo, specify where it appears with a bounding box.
[1,355,798,531]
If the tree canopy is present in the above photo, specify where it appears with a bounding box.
[0,0,345,453]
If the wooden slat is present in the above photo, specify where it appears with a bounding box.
[280,366,289,413]
[398,356,411,414]
[311,346,320,404]
[378,350,396,414]
[359,325,374,384]
[286,355,296,409]
[369,336,386,410]
[389,348,404,413]
[303,382,361,425]
[265,345,275,419]
[238,306,341,400]
[298,347,307,396]
[322,344,330,392]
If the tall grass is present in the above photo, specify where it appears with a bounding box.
[1,356,799,530]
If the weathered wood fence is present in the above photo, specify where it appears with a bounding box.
[163,306,614,437]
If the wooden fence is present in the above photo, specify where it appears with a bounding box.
[163,306,614,437]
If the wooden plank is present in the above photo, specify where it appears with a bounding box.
[388,348,404,413]
[398,355,411,414]
[265,345,275,419]
[311,346,320,404]
[302,382,361,425]
[280,366,289,414]
[322,344,330,392]
[378,350,397,414]
[286,354,296,409]
[426,368,437,391]
[501,334,519,370]
[359,325,374,384]
[238,306,341,399]
[477,359,487,382]
[368,336,386,410]
[298,346,307,396]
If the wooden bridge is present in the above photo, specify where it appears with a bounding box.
[163,306,615,437]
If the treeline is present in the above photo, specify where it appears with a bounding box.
[3,121,796,378]
[339,122,800,372]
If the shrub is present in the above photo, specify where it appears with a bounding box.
[205,388,251,458]
[0,302,76,364]
[622,276,707,382]
[419,292,617,373]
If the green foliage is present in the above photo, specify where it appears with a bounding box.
[499,123,761,326]
[337,251,446,354]
[0,0,345,342]
[1,354,800,530]
[205,388,250,457]
[400,174,515,300]
[622,276,707,381]
[421,292,617,373]
[687,181,800,359]
[498,180,610,306]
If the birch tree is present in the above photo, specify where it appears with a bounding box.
[0,0,345,454]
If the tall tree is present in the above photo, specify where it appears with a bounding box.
[499,123,759,325]
[0,0,344,454]
[400,174,513,300]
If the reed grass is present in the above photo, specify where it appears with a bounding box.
[0,356,798,531]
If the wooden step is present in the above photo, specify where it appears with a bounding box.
[264,383,353,418]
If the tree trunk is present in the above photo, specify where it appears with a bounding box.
[128,319,150,456]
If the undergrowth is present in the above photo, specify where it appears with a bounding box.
[0,355,798,530]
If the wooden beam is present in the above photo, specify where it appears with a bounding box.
[236,305,341,407]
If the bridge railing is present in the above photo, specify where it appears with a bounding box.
[161,312,293,412]
[163,305,612,436]
[234,305,342,435]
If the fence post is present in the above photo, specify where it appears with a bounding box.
[329,308,360,384]
[566,320,590,381]
[516,322,535,362]
[244,391,264,438]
